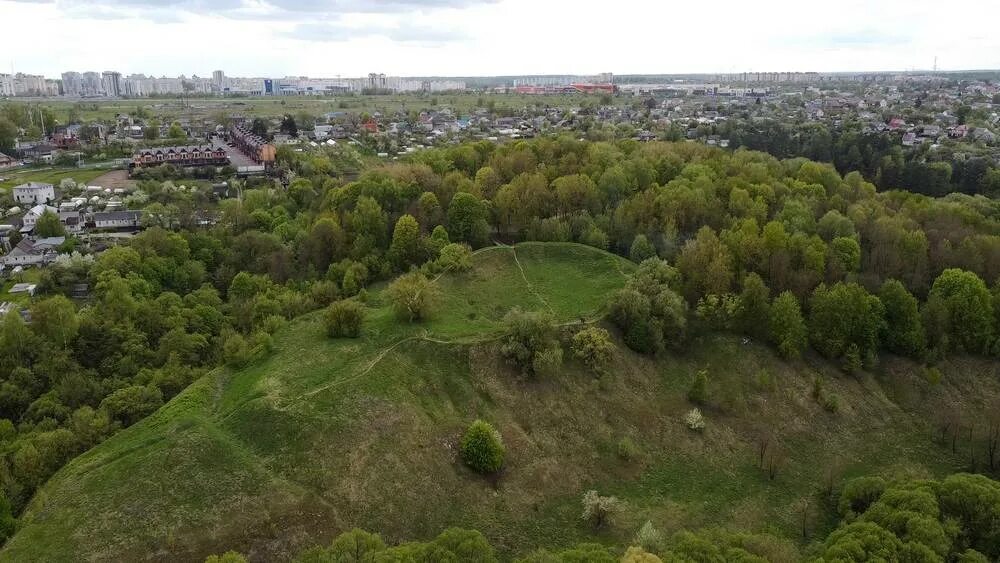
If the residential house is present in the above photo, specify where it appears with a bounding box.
[0,237,63,267]
[0,152,15,169]
[12,182,55,205]
[130,145,228,170]
[92,210,142,230]
[20,204,58,233]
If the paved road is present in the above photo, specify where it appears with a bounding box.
[211,136,257,168]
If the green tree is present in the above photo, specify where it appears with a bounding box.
[736,273,771,338]
[770,291,807,359]
[571,326,615,371]
[167,122,185,139]
[808,282,886,363]
[460,419,505,474]
[878,279,925,357]
[30,295,79,349]
[323,300,365,338]
[387,214,424,270]
[928,269,994,354]
[436,243,473,272]
[0,491,16,544]
[500,308,562,376]
[447,192,490,246]
[34,210,65,237]
[279,114,298,137]
[143,119,160,140]
[99,385,164,427]
[386,271,438,322]
[0,118,16,154]
[629,234,656,263]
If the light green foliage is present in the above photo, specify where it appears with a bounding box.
[500,308,562,376]
[570,326,615,371]
[928,269,994,354]
[388,214,425,270]
[34,210,65,237]
[435,243,473,273]
[29,296,78,349]
[617,437,638,461]
[447,192,490,246]
[460,420,505,474]
[323,299,365,338]
[621,546,663,563]
[386,271,439,322]
[629,234,656,263]
[633,520,663,553]
[204,552,248,563]
[694,293,739,331]
[769,291,807,359]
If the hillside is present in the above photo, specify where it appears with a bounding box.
[3,242,997,562]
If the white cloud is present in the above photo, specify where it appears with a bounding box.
[1,0,998,78]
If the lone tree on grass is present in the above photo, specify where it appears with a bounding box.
[324,299,365,338]
[387,271,439,322]
[460,419,505,474]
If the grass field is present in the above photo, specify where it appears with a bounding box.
[2,92,627,125]
[0,167,109,192]
[3,242,996,562]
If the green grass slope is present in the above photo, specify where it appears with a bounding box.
[3,242,997,562]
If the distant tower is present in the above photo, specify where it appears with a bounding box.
[933,56,938,72]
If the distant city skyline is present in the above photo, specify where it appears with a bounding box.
[3,0,1000,78]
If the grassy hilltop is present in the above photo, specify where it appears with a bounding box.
[3,242,996,561]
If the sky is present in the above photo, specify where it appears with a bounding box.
[3,0,1000,79]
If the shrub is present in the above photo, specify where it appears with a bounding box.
[436,242,473,272]
[324,299,365,338]
[501,308,562,376]
[924,366,942,385]
[684,408,706,431]
[386,271,439,322]
[460,420,505,474]
[571,326,615,371]
[838,476,887,517]
[222,333,252,368]
[581,490,622,529]
[633,521,663,552]
[205,552,248,563]
[688,369,709,405]
[617,437,638,461]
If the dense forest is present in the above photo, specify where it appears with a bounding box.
[3,136,1000,558]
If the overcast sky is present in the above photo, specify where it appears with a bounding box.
[3,0,1000,78]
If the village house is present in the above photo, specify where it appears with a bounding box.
[12,182,55,205]
[0,237,64,267]
[92,210,142,230]
[0,152,15,169]
[20,204,58,233]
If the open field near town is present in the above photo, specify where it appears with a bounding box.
[3,92,630,124]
